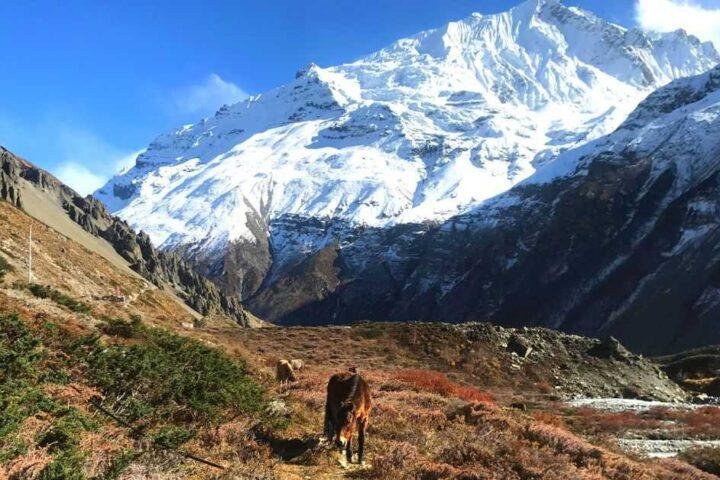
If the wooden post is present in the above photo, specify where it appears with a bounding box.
[28,225,32,283]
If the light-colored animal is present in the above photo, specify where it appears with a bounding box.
[290,359,304,371]
[276,359,296,383]
[324,369,371,465]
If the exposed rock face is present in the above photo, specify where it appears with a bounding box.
[247,243,342,325]
[507,334,534,358]
[90,1,720,353]
[249,65,720,355]
[0,148,249,325]
[174,209,273,301]
[95,2,718,331]
[589,337,631,362]
[388,321,686,401]
[657,345,720,399]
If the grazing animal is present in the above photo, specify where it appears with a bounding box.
[324,369,371,465]
[290,359,304,371]
[276,359,296,383]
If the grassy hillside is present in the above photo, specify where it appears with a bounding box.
[1,199,719,479]
[0,310,277,479]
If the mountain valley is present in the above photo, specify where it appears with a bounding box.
[91,0,720,354]
[4,0,720,478]
[0,192,718,478]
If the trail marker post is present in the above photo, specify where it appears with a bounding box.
[28,225,32,283]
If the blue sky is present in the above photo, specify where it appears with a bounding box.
[0,0,718,194]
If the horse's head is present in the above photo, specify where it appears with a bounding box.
[335,402,357,448]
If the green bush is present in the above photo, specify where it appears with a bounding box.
[28,283,91,314]
[36,408,98,452]
[0,313,42,383]
[38,448,86,480]
[0,439,27,463]
[99,315,143,338]
[0,314,46,444]
[1,314,269,473]
[1,385,50,443]
[152,425,195,449]
[27,283,53,299]
[80,326,266,430]
[0,315,97,473]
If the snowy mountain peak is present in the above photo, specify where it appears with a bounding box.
[514,0,562,17]
[95,1,719,258]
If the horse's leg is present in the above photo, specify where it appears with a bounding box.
[323,401,332,441]
[345,434,353,463]
[358,418,366,465]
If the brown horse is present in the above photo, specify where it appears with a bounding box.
[324,370,371,464]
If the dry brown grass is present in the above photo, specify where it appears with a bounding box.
[2,299,716,480]
[3,446,53,479]
[564,405,720,441]
[564,407,665,435]
[247,363,716,479]
[656,407,720,438]
[1,201,717,479]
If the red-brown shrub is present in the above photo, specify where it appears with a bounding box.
[532,410,567,428]
[565,407,664,435]
[568,406,720,439]
[395,369,494,404]
[666,407,720,437]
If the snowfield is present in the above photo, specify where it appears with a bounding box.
[95,0,719,258]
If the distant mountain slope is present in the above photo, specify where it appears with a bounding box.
[257,64,720,354]
[95,0,719,301]
[0,147,250,325]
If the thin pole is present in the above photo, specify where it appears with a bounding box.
[28,225,32,283]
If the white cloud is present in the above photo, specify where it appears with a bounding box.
[1,74,246,197]
[173,73,248,115]
[48,127,144,195]
[54,148,145,195]
[635,0,720,47]
[55,162,107,196]
[114,149,146,175]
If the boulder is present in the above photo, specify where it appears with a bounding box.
[507,334,533,358]
[276,359,297,383]
[590,336,631,361]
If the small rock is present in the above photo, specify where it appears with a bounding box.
[507,334,533,358]
[267,399,290,416]
[589,336,631,361]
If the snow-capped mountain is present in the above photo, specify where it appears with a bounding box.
[96,0,720,321]
[411,64,720,354]
[252,63,720,354]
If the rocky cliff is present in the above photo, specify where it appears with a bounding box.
[0,148,249,325]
